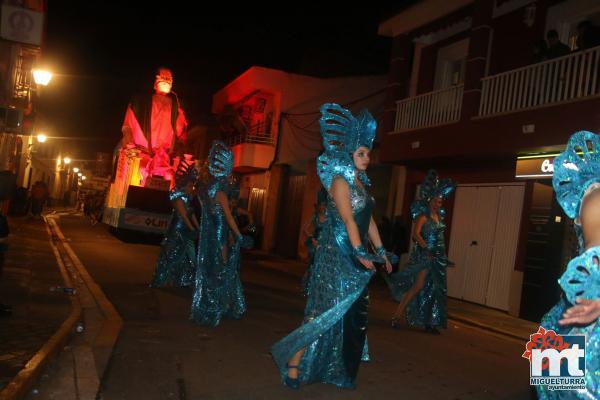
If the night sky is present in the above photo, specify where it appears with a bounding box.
[38,3,408,159]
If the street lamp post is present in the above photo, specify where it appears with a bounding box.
[24,69,52,191]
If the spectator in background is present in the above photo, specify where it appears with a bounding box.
[30,181,48,217]
[546,30,571,59]
[10,187,28,216]
[532,39,548,63]
[576,20,600,51]
[0,208,12,317]
[0,173,12,317]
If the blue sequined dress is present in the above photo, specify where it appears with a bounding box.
[190,178,245,326]
[384,214,448,329]
[271,181,374,389]
[305,213,325,265]
[150,190,196,288]
[535,131,600,399]
[302,212,326,296]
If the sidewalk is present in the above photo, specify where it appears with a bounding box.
[0,216,72,396]
[243,250,539,342]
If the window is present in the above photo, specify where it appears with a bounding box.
[434,39,469,90]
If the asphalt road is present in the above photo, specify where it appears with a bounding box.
[56,214,533,400]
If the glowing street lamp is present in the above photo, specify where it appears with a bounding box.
[73,167,80,173]
[81,176,87,180]
[36,133,47,143]
[63,157,71,165]
[33,69,53,86]
[77,172,82,177]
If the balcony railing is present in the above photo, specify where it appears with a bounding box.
[479,45,600,117]
[395,84,464,132]
[225,120,275,146]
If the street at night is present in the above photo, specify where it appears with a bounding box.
[2,1,600,399]
[16,212,529,400]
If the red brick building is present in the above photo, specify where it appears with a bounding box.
[379,0,600,321]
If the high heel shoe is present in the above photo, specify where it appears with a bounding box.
[283,364,300,389]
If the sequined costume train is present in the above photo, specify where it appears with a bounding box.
[302,187,328,297]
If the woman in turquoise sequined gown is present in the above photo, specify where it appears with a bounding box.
[385,170,455,334]
[150,160,198,288]
[190,141,253,327]
[271,103,395,390]
[535,131,599,399]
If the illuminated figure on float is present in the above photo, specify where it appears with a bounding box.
[535,130,599,399]
[191,141,253,327]
[384,170,455,335]
[150,159,198,288]
[271,103,396,390]
[121,67,188,185]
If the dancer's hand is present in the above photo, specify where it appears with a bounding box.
[357,257,375,270]
[236,234,254,249]
[353,245,377,270]
[559,298,600,326]
[383,256,392,273]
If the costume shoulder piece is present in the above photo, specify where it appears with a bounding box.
[553,130,600,219]
[410,170,455,219]
[317,103,376,190]
[558,246,600,304]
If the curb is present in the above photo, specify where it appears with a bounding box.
[446,314,529,342]
[0,218,83,400]
[46,216,123,386]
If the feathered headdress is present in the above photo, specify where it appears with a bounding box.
[410,170,455,219]
[316,103,377,190]
[208,140,233,178]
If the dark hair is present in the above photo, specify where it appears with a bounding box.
[546,30,559,39]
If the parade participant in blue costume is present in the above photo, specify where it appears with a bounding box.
[301,186,328,296]
[271,103,396,390]
[191,141,253,327]
[536,130,599,399]
[150,160,198,288]
[385,170,455,334]
[228,178,255,236]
